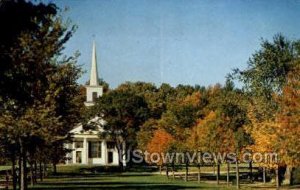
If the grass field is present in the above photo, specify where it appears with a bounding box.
[27,172,300,190]
[1,165,299,189]
[27,165,233,189]
[29,172,234,190]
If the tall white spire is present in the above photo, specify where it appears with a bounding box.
[89,41,99,86]
[85,41,103,107]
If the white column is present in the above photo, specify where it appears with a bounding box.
[72,142,76,164]
[122,142,126,167]
[102,141,107,165]
[86,139,89,164]
[82,138,87,164]
[64,143,69,164]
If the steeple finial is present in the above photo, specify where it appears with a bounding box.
[89,41,99,86]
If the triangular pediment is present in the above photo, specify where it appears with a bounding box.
[69,116,105,135]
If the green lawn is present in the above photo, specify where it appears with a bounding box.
[0,165,11,171]
[28,172,300,190]
[1,165,299,189]
[25,165,233,189]
[29,172,233,190]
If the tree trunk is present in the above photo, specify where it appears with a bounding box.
[22,153,28,190]
[34,161,37,184]
[185,162,188,182]
[216,162,220,185]
[235,159,240,189]
[227,162,230,186]
[52,162,57,175]
[165,165,169,178]
[11,154,17,190]
[172,163,175,180]
[290,167,295,185]
[117,147,124,171]
[43,162,47,178]
[18,154,21,189]
[263,166,266,183]
[19,139,27,190]
[30,162,34,186]
[249,161,253,182]
[39,162,43,182]
[290,167,295,186]
[276,165,280,189]
[159,165,162,174]
[198,165,201,183]
[5,170,9,190]
[117,142,126,171]
[213,164,216,174]
[283,166,293,185]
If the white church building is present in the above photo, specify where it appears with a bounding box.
[65,42,123,166]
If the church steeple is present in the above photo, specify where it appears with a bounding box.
[89,41,99,86]
[85,41,103,107]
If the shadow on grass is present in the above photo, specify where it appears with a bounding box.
[29,173,223,190]
[48,172,154,179]
[29,181,214,190]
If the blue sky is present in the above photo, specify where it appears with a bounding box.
[45,0,300,88]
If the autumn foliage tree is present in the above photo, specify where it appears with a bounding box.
[0,1,82,189]
[189,81,250,187]
[274,64,300,185]
[232,34,300,188]
[146,129,175,172]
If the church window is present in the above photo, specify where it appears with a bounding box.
[75,141,83,148]
[92,92,98,102]
[107,142,116,149]
[88,141,102,158]
[76,151,82,163]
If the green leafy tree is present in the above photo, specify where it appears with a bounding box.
[0,1,81,189]
[231,34,298,120]
[232,34,300,188]
[89,90,149,168]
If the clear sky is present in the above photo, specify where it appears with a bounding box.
[45,0,300,88]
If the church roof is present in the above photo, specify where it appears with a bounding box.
[70,116,105,135]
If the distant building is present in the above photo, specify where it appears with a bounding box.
[65,42,124,166]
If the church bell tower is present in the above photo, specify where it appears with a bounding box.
[84,41,103,106]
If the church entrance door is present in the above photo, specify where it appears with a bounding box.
[108,151,113,164]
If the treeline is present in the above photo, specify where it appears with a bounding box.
[1,0,300,190]
[88,35,300,189]
[0,1,84,190]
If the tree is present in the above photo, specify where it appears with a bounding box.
[89,90,149,168]
[231,35,300,188]
[189,81,250,188]
[274,63,300,185]
[0,1,81,189]
[218,83,250,189]
[146,129,175,173]
[246,111,278,184]
[137,119,158,152]
[45,61,83,174]
[188,111,218,183]
[158,91,205,181]
[231,34,297,120]
[117,82,168,119]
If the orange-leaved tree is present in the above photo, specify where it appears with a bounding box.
[274,64,300,185]
[146,128,175,173]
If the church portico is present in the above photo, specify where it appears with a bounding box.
[66,134,119,165]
